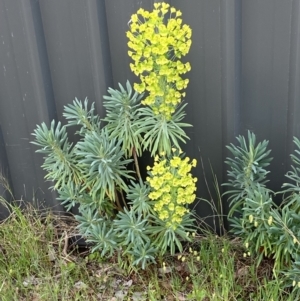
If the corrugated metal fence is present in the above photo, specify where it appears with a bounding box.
[0,0,300,224]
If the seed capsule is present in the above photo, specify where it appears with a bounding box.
[268,216,273,225]
[249,215,254,223]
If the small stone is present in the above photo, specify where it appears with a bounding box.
[115,290,127,300]
[123,279,133,287]
[73,281,87,290]
[132,292,146,301]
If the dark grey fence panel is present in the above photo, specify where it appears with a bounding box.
[240,0,294,194]
[39,0,113,122]
[0,0,300,226]
[0,0,59,209]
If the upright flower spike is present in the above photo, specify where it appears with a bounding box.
[127,2,192,120]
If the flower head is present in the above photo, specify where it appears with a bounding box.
[147,150,197,229]
[127,2,192,120]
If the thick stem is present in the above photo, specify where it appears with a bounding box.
[120,189,129,210]
[132,146,142,180]
[113,189,123,212]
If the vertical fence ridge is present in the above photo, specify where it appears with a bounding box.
[84,0,114,118]
[220,0,242,162]
[287,0,300,159]
[220,0,242,221]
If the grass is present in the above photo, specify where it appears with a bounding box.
[0,198,296,301]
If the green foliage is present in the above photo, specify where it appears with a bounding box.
[282,137,300,211]
[56,182,84,211]
[32,121,82,189]
[224,131,272,216]
[102,81,143,158]
[75,207,104,235]
[150,212,194,255]
[127,241,157,270]
[75,129,133,202]
[127,179,153,216]
[32,3,197,271]
[136,104,191,156]
[224,131,300,292]
[113,208,151,249]
[86,220,118,257]
[284,256,300,297]
[63,98,101,135]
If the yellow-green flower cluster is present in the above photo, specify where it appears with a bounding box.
[146,150,197,229]
[127,2,192,120]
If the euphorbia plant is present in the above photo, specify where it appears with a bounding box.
[224,131,300,292]
[32,2,197,269]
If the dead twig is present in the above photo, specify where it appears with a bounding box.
[63,230,69,257]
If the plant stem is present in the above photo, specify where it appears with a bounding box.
[114,189,123,212]
[120,189,129,210]
[132,146,142,180]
